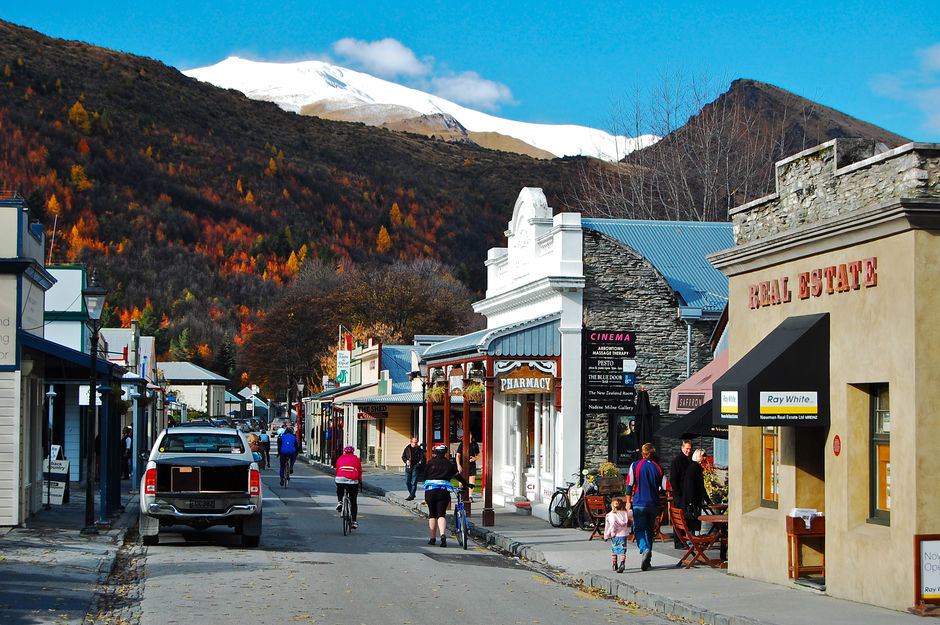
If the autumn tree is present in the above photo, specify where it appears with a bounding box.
[570,72,810,222]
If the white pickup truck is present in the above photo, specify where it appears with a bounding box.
[138,427,263,547]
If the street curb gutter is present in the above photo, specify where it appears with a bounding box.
[303,460,765,625]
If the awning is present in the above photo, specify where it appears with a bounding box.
[668,351,728,414]
[712,313,829,428]
[658,400,728,439]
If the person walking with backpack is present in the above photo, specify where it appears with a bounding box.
[626,442,667,571]
[277,427,299,486]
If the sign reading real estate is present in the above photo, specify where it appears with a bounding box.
[582,329,637,413]
[759,391,819,422]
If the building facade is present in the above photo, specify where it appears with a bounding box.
[421,188,732,523]
[710,139,940,610]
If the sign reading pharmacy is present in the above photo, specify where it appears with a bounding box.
[498,365,553,394]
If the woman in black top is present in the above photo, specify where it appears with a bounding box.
[423,444,468,547]
[682,448,710,534]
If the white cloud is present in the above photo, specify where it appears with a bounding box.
[429,72,515,111]
[870,42,940,135]
[329,38,515,113]
[332,37,429,78]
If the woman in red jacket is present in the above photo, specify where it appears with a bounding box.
[335,446,363,529]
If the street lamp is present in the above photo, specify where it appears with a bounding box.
[81,272,107,534]
[44,386,56,510]
[409,362,429,447]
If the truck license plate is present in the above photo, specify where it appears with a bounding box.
[188,500,215,510]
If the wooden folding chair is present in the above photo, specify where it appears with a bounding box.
[584,495,609,541]
[669,505,721,568]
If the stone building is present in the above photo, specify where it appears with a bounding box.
[710,139,940,611]
[419,188,731,524]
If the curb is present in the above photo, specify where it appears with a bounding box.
[301,459,768,625]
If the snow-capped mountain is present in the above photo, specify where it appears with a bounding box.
[183,57,658,161]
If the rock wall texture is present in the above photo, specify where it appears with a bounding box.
[581,229,715,468]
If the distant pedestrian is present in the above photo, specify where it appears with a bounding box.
[669,440,693,548]
[258,431,270,469]
[626,442,667,571]
[121,427,132,479]
[682,449,710,535]
[604,497,633,573]
[456,433,479,500]
[401,438,426,500]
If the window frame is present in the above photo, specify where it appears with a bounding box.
[761,426,779,508]
[869,383,890,525]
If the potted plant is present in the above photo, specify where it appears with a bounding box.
[593,462,625,495]
[425,385,446,403]
[463,382,485,403]
[702,456,728,504]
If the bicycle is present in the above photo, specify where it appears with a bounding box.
[341,488,352,536]
[279,452,293,487]
[548,471,596,529]
[451,486,469,550]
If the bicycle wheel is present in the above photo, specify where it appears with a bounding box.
[453,505,462,547]
[342,493,351,536]
[549,491,570,527]
[458,505,469,550]
[576,499,593,530]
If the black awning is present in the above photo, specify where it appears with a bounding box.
[658,400,728,440]
[712,313,829,428]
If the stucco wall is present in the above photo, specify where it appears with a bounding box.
[581,229,715,467]
[716,139,940,611]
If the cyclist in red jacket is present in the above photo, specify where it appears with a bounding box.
[335,446,363,529]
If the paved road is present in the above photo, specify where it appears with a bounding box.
[136,460,667,625]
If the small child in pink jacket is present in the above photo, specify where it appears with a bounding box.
[604,497,633,573]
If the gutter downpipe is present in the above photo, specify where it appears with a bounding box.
[679,307,703,379]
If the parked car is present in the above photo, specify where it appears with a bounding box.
[139,426,263,547]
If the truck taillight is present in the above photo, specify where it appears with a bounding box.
[249,469,260,495]
[145,468,156,494]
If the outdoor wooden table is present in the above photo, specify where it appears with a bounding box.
[699,514,728,565]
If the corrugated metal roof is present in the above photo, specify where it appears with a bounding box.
[422,315,560,361]
[582,219,732,314]
[156,361,228,383]
[381,344,419,393]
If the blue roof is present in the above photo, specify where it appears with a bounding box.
[423,315,560,361]
[582,219,733,314]
[382,344,419,393]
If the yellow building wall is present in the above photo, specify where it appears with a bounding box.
[727,232,928,610]
[383,408,414,469]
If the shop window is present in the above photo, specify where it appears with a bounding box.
[761,427,779,507]
[869,384,890,524]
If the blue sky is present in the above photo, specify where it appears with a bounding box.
[5,2,939,141]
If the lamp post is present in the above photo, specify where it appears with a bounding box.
[44,386,56,510]
[409,362,428,450]
[130,388,142,485]
[81,273,107,534]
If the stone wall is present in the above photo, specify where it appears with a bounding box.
[732,140,940,244]
[581,229,715,468]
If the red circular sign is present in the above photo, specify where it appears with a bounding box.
[833,435,841,456]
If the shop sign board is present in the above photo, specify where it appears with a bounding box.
[498,364,553,394]
[583,329,638,413]
[357,404,388,420]
[336,351,351,386]
[914,535,940,610]
[758,391,819,422]
[677,393,706,410]
[42,458,70,505]
[719,390,739,419]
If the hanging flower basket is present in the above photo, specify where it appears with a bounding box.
[425,385,446,403]
[463,383,485,403]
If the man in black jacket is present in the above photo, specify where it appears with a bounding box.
[402,438,426,500]
[669,440,693,548]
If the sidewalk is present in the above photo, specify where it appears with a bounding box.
[314,459,921,625]
[0,483,138,625]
